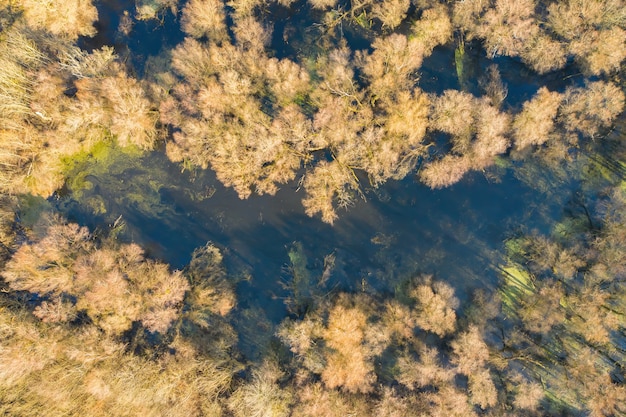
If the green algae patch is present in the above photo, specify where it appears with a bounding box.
[454,39,473,91]
[61,139,142,174]
[288,242,310,286]
[61,140,143,202]
[285,241,314,314]
[578,150,626,197]
[499,265,534,314]
[552,216,589,242]
[83,195,107,215]
[57,144,196,245]
[58,140,180,230]
[455,42,465,87]
[284,242,336,315]
[17,194,52,228]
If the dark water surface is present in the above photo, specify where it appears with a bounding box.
[58,147,570,330]
[63,0,605,357]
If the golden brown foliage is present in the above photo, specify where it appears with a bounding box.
[518,32,568,74]
[519,283,565,333]
[560,81,625,139]
[476,0,538,58]
[167,23,311,199]
[3,215,188,335]
[0,212,241,416]
[513,87,563,150]
[397,346,455,390]
[291,382,372,417]
[422,90,510,188]
[19,0,98,39]
[181,0,228,41]
[301,160,360,225]
[278,293,389,393]
[566,286,621,345]
[164,6,454,223]
[276,282,506,415]
[0,270,238,417]
[6,2,626,416]
[499,186,626,416]
[408,275,459,337]
[380,300,415,342]
[419,385,478,417]
[321,295,377,393]
[0,329,234,415]
[0,30,158,196]
[480,64,508,108]
[185,243,236,317]
[371,0,411,29]
[420,156,473,189]
[228,360,294,417]
[429,89,475,138]
[135,0,178,20]
[67,58,159,150]
[358,6,452,98]
[372,387,413,417]
[468,368,498,409]
[455,0,626,74]
[511,374,544,411]
[3,217,92,295]
[451,325,491,375]
[0,29,64,195]
[548,0,626,75]
[0,195,17,266]
[308,0,338,9]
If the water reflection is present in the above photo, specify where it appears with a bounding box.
[62,0,591,357]
[58,147,569,335]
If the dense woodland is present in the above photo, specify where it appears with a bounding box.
[0,0,625,415]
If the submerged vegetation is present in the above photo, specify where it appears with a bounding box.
[160,0,624,223]
[1,0,624,222]
[1,0,625,415]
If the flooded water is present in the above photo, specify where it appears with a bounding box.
[62,0,622,359]
[57,146,573,334]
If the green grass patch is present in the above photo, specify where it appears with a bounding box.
[499,265,534,315]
